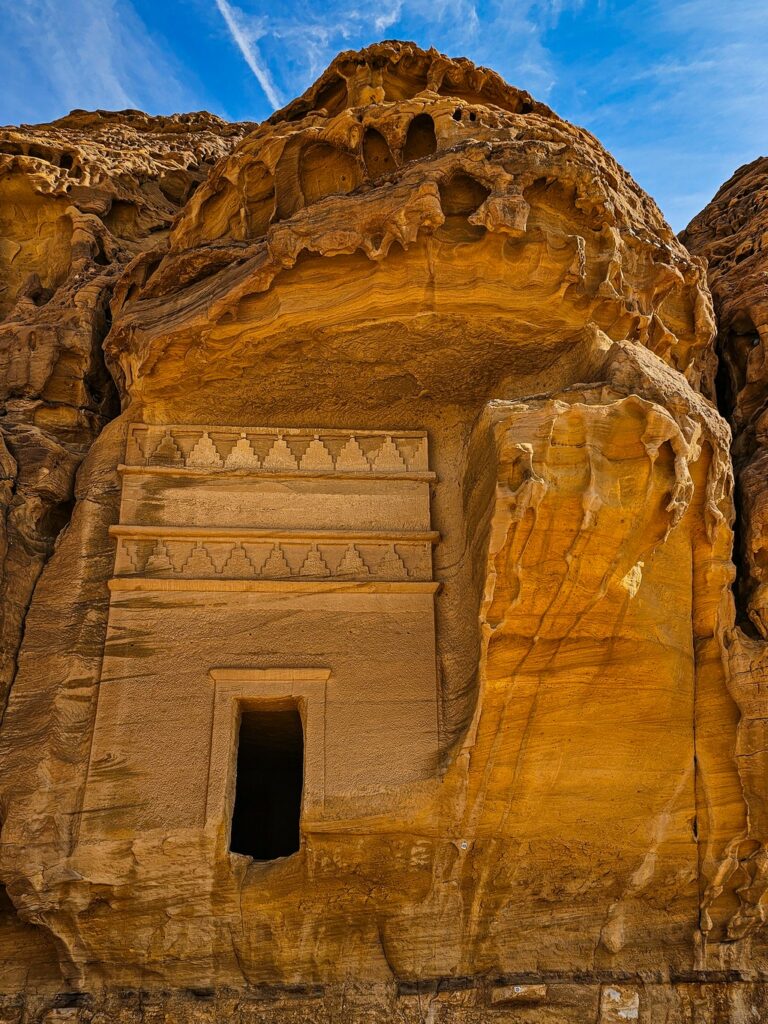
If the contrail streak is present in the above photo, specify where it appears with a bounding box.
[214,0,283,109]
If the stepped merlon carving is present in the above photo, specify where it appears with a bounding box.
[126,425,432,475]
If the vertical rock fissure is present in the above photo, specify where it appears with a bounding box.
[711,328,759,637]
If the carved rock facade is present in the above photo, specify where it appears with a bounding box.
[0,41,766,1023]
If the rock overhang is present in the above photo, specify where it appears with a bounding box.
[104,41,715,409]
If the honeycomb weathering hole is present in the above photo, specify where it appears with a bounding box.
[403,113,437,162]
[362,127,396,179]
[299,142,361,204]
[438,173,490,216]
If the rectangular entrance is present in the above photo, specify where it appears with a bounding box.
[230,704,304,860]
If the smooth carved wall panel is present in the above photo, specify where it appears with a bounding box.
[78,423,440,839]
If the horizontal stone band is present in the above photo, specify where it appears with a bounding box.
[109,525,440,543]
[108,578,441,594]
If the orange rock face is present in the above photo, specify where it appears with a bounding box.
[682,161,768,640]
[0,41,766,1022]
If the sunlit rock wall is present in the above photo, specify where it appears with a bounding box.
[0,40,766,1023]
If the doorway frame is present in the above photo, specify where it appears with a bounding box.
[206,668,330,853]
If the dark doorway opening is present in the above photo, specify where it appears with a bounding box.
[230,704,304,860]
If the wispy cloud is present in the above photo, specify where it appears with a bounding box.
[223,0,564,107]
[0,0,201,124]
[545,0,768,229]
[213,0,283,109]
[624,57,719,83]
[373,2,403,34]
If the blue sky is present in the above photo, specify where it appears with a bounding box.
[1,0,766,230]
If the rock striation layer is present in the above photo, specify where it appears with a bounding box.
[0,40,766,1023]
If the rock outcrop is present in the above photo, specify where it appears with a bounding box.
[0,40,765,1023]
[0,110,254,716]
[682,161,768,639]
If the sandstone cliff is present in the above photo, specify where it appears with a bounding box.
[0,41,765,1024]
[0,108,254,999]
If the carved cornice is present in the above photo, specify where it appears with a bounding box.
[109,579,440,594]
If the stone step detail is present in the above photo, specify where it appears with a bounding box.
[182,543,218,575]
[335,436,370,472]
[129,426,429,474]
[186,432,223,469]
[336,544,370,577]
[221,543,256,575]
[300,435,335,471]
[376,545,409,579]
[148,431,184,466]
[371,435,406,471]
[144,540,173,573]
[224,434,260,469]
[119,539,424,581]
[262,435,298,471]
[261,544,293,577]
[299,545,331,577]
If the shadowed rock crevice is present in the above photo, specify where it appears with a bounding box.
[363,127,396,180]
[683,160,768,640]
[402,113,437,162]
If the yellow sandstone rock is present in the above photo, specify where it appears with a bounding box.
[0,40,766,1022]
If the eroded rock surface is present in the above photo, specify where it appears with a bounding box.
[0,40,765,1023]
